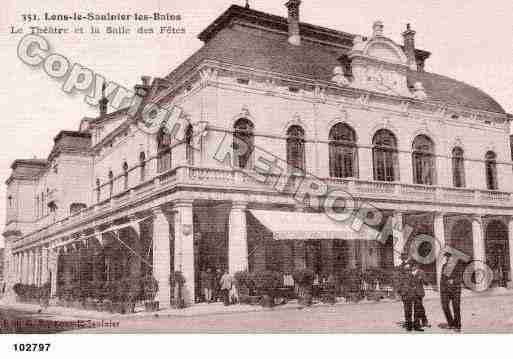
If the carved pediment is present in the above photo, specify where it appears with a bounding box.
[345,22,412,98]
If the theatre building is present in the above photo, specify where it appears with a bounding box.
[3,3,513,307]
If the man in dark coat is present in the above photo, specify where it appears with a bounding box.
[440,252,463,332]
[410,261,428,331]
[394,253,416,331]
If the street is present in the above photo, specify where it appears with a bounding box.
[2,293,513,334]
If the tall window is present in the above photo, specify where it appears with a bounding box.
[372,129,398,182]
[139,151,146,182]
[485,151,498,190]
[233,118,254,169]
[452,147,465,188]
[412,135,436,185]
[96,178,101,203]
[108,170,114,197]
[36,195,39,218]
[157,128,172,173]
[286,125,306,173]
[41,192,45,216]
[329,123,357,178]
[185,124,194,165]
[123,162,129,190]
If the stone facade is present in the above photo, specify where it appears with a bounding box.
[3,4,513,306]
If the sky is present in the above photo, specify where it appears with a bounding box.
[1,0,513,247]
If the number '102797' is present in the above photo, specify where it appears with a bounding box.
[13,343,51,352]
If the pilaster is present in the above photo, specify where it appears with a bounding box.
[152,206,172,309]
[228,201,248,274]
[173,199,195,306]
[434,212,446,289]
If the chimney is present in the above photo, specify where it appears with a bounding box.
[402,23,417,70]
[99,83,108,117]
[134,76,151,98]
[128,76,152,119]
[372,21,384,37]
[285,0,301,46]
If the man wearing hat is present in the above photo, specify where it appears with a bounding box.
[410,261,429,331]
[394,252,416,331]
[440,251,463,332]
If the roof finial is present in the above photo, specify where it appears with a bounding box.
[245,0,250,8]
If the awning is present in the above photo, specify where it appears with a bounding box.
[249,209,377,241]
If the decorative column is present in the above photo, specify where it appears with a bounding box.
[50,249,58,298]
[434,212,446,290]
[173,200,195,306]
[228,201,248,274]
[16,254,20,283]
[20,252,26,284]
[34,248,40,286]
[508,217,513,288]
[1,231,20,299]
[392,211,406,266]
[472,215,486,263]
[28,250,35,285]
[152,207,172,309]
[34,249,40,286]
[41,246,49,284]
[13,253,18,284]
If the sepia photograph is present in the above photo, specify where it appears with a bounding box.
[1,0,513,351]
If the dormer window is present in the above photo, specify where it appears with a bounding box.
[339,54,352,77]
[236,78,249,85]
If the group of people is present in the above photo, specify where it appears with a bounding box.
[396,251,463,332]
[199,268,236,306]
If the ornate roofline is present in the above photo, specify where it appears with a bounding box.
[197,5,431,60]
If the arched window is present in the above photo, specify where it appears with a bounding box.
[286,125,305,173]
[233,118,254,169]
[185,124,194,165]
[452,147,465,188]
[122,162,129,190]
[157,128,172,173]
[139,151,146,182]
[372,129,398,182]
[96,178,101,203]
[108,170,114,197]
[485,151,498,190]
[412,135,436,185]
[329,123,357,178]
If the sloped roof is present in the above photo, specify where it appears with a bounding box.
[407,70,504,113]
[164,5,505,114]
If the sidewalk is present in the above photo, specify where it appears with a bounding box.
[1,287,511,322]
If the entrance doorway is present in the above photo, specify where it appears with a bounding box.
[485,220,510,288]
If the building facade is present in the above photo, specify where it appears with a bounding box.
[3,3,513,307]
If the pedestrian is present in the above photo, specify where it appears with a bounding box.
[410,261,428,331]
[214,268,222,302]
[220,269,232,306]
[440,252,463,332]
[201,268,214,303]
[394,253,415,331]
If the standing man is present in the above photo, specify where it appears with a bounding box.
[410,261,428,331]
[440,252,463,332]
[220,269,232,306]
[394,253,415,331]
